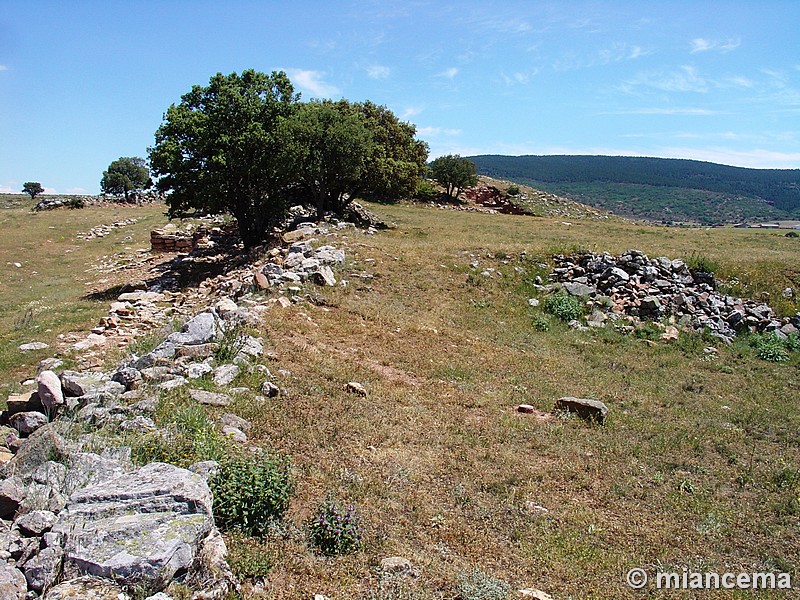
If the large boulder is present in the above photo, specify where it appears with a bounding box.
[52,462,214,588]
[555,397,609,424]
[0,561,26,599]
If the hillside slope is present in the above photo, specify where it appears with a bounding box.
[469,155,800,224]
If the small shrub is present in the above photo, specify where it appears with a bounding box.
[210,450,293,536]
[785,231,799,238]
[543,293,584,322]
[750,333,790,363]
[214,324,245,363]
[506,185,520,196]
[455,568,511,600]
[309,497,363,555]
[685,251,719,274]
[65,197,85,209]
[785,333,800,353]
[531,314,550,331]
[414,179,441,202]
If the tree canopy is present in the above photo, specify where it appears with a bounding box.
[101,157,152,201]
[429,154,478,200]
[22,182,44,200]
[149,69,298,249]
[149,70,429,249]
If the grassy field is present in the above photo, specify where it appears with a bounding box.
[0,194,798,599]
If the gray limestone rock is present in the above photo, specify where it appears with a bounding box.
[9,411,48,437]
[43,575,130,599]
[52,462,213,588]
[0,561,26,599]
[15,510,57,537]
[23,545,64,592]
[212,364,240,387]
[167,312,219,346]
[189,389,232,407]
[0,477,25,518]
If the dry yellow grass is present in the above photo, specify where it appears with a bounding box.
[0,194,797,599]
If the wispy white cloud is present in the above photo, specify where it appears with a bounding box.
[438,67,459,79]
[555,42,650,71]
[690,37,741,53]
[417,126,462,137]
[0,184,16,193]
[284,69,340,98]
[366,65,391,80]
[402,106,423,119]
[622,65,710,93]
[500,69,540,85]
[605,107,722,116]
[0,65,7,72]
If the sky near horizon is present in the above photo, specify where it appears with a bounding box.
[1,1,799,194]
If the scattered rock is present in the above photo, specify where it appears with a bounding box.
[0,477,24,518]
[19,342,48,352]
[37,371,64,412]
[23,545,63,592]
[346,381,367,396]
[518,589,554,600]
[42,575,130,599]
[9,411,48,436]
[555,397,609,424]
[260,381,280,397]
[15,510,58,537]
[380,556,416,577]
[212,364,240,386]
[189,389,232,407]
[221,426,247,443]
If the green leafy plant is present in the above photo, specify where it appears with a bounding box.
[785,333,800,353]
[210,450,293,536]
[214,324,246,363]
[413,178,441,202]
[506,185,520,196]
[532,314,550,331]
[543,292,584,322]
[750,333,790,363]
[455,568,511,600]
[309,497,363,555]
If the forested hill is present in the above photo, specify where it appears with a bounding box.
[468,155,800,224]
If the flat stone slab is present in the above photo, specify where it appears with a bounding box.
[188,389,232,407]
[52,462,213,587]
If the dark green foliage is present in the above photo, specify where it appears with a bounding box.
[149,70,299,250]
[429,154,478,200]
[414,178,441,202]
[786,333,800,352]
[506,184,520,196]
[22,182,44,199]
[786,231,799,238]
[210,450,293,536]
[309,497,363,555]
[543,293,584,322]
[469,155,800,223]
[101,157,152,201]
[280,101,375,218]
[750,333,790,363]
[65,197,85,209]
[150,72,428,249]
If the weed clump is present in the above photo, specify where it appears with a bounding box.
[455,568,511,600]
[685,251,719,274]
[750,333,790,363]
[309,497,363,555]
[531,314,551,331]
[210,450,293,536]
[543,292,584,322]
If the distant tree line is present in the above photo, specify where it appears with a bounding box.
[148,70,429,249]
[469,155,800,216]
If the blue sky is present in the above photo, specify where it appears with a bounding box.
[1,1,799,194]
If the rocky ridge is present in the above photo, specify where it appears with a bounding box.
[0,206,373,598]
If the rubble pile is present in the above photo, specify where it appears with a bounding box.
[548,249,798,343]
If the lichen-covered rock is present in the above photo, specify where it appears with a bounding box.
[555,397,609,424]
[52,462,213,588]
[23,545,64,592]
[15,509,57,537]
[9,411,48,436]
[0,477,25,518]
[43,575,130,599]
[0,561,26,599]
